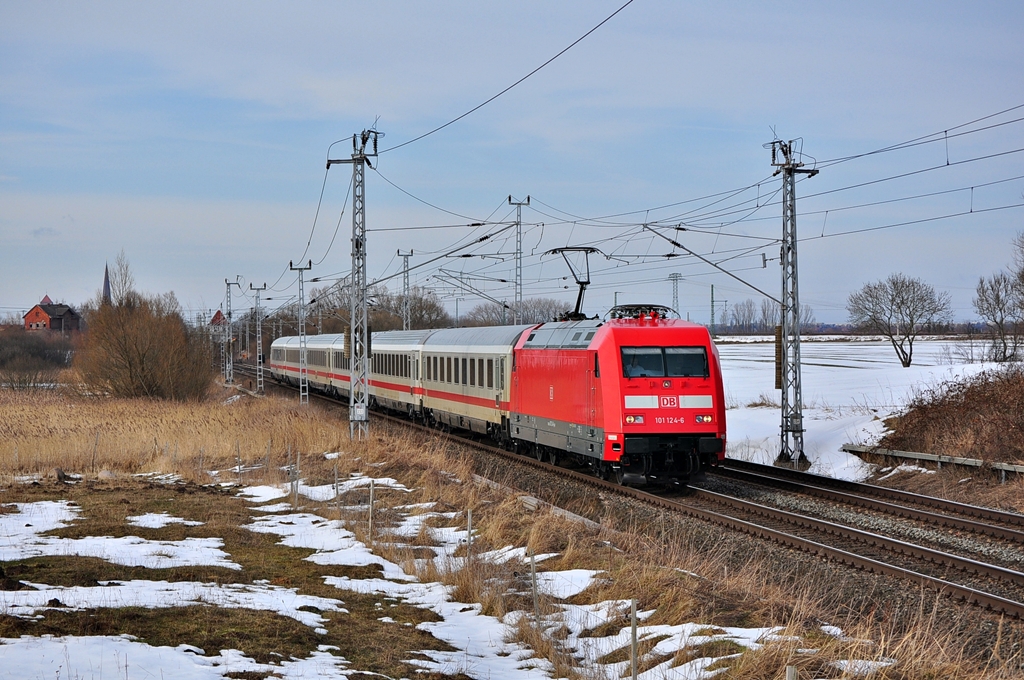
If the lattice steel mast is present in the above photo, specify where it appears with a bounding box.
[669,273,681,317]
[399,249,413,330]
[224,277,241,383]
[290,260,312,405]
[508,195,529,325]
[250,283,267,394]
[328,130,381,439]
[770,139,818,463]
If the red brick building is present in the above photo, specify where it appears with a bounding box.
[23,295,81,333]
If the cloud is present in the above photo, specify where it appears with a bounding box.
[32,227,59,238]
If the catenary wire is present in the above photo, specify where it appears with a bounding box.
[378,0,637,155]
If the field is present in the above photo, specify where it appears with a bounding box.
[1,340,1023,678]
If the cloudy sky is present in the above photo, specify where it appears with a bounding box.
[2,1,1023,324]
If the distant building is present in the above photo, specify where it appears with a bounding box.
[210,310,226,325]
[23,295,81,333]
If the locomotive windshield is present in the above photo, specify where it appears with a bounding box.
[621,346,708,378]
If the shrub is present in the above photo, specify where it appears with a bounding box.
[75,291,213,400]
[0,328,73,389]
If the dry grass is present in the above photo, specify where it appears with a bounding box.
[869,463,1024,515]
[882,364,1024,464]
[0,387,348,483]
[3,386,1024,678]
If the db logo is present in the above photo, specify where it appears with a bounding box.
[660,395,678,408]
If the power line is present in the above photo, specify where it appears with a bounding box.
[800,200,1024,242]
[372,166,487,221]
[313,171,354,266]
[817,103,1024,167]
[379,0,637,154]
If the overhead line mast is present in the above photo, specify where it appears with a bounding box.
[289,260,312,405]
[769,139,818,465]
[399,249,413,330]
[328,129,382,440]
[250,283,267,394]
[509,195,530,325]
[224,277,241,383]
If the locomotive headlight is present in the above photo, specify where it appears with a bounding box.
[625,414,644,424]
[662,380,672,388]
[695,415,713,423]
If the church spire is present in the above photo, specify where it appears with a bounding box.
[102,263,111,305]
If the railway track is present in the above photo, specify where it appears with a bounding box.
[231,364,1024,618]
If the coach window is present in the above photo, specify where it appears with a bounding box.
[447,357,453,383]
[469,357,476,386]
[487,359,494,388]
[462,358,468,385]
[478,358,484,388]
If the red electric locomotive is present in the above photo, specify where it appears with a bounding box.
[509,305,726,483]
[268,303,726,485]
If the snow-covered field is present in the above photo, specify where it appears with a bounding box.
[0,339,980,678]
[1,481,819,680]
[719,338,988,480]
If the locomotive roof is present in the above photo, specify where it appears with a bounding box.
[521,319,603,349]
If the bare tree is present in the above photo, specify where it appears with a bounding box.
[847,273,952,367]
[310,281,452,332]
[758,299,779,333]
[372,287,453,330]
[800,304,817,334]
[730,299,758,334]
[463,301,511,327]
[974,271,1023,362]
[75,257,213,400]
[109,249,136,307]
[464,297,569,326]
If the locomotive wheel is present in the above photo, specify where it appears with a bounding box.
[613,467,628,486]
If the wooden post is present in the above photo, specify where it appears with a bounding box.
[467,508,473,563]
[92,432,99,473]
[786,666,798,680]
[335,463,340,515]
[294,451,301,507]
[236,440,242,486]
[631,598,638,680]
[531,551,539,628]
[368,478,375,540]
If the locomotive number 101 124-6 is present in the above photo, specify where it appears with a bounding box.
[655,416,685,425]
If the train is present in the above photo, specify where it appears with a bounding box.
[267,304,726,484]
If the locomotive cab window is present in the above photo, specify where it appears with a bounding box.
[621,347,708,378]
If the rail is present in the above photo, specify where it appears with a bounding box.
[232,365,1024,618]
